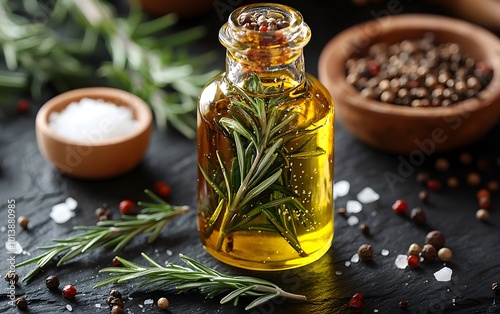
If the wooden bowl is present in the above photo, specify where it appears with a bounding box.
[36,87,153,179]
[319,14,500,154]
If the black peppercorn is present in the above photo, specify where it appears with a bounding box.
[337,207,347,215]
[399,300,409,309]
[410,207,427,225]
[425,230,445,250]
[111,305,124,314]
[15,296,28,310]
[418,191,429,203]
[416,172,430,185]
[492,282,500,295]
[109,289,122,299]
[359,224,370,235]
[45,275,60,290]
[421,244,437,262]
[4,271,19,284]
[357,244,374,261]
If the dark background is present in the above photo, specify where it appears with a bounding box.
[1,1,499,313]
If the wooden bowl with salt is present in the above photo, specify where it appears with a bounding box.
[36,87,152,179]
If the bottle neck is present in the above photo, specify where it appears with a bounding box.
[225,48,306,92]
[219,3,310,94]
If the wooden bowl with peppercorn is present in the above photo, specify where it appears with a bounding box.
[35,87,153,180]
[319,14,500,154]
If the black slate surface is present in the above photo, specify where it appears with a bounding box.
[1,1,500,313]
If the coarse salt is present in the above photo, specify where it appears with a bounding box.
[49,98,138,143]
[395,254,408,269]
[334,180,350,199]
[381,249,390,256]
[434,267,453,282]
[356,187,380,204]
[347,215,359,226]
[5,240,23,254]
[346,200,362,214]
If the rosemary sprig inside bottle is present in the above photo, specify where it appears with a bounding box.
[95,253,306,311]
[17,190,188,282]
[199,73,326,256]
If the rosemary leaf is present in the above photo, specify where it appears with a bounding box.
[95,253,307,311]
[17,190,188,282]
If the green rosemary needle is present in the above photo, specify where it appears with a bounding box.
[17,190,188,282]
[95,253,307,310]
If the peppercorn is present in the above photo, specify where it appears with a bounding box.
[434,158,449,172]
[425,230,445,250]
[427,179,442,192]
[476,188,491,200]
[17,99,29,114]
[488,181,499,192]
[476,209,489,222]
[410,207,427,225]
[408,243,421,256]
[447,177,459,188]
[111,305,124,314]
[107,297,124,308]
[112,257,122,266]
[45,275,60,290]
[467,172,481,186]
[109,290,122,299]
[459,152,472,165]
[421,244,437,262]
[157,297,169,310]
[478,197,491,210]
[119,200,137,215]
[337,207,347,215]
[392,199,408,214]
[492,282,500,295]
[399,300,409,309]
[359,224,370,235]
[476,158,489,171]
[418,191,429,203]
[357,244,374,261]
[416,172,430,184]
[438,247,453,262]
[153,181,172,198]
[62,284,77,299]
[349,292,364,312]
[17,216,29,229]
[4,271,19,284]
[407,255,420,268]
[15,296,28,310]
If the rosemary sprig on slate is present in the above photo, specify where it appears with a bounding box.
[199,74,325,256]
[17,190,188,282]
[95,253,306,310]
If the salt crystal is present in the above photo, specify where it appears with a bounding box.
[381,249,389,256]
[374,310,379,313]
[49,98,139,143]
[434,267,453,282]
[345,261,351,267]
[95,304,101,308]
[351,253,360,263]
[335,271,342,276]
[334,180,350,199]
[50,203,75,224]
[166,249,173,256]
[5,240,23,254]
[347,216,359,226]
[0,226,6,232]
[356,187,380,204]
[346,200,362,214]
[144,299,154,305]
[395,254,408,269]
[65,197,78,210]
[371,211,377,217]
[66,304,73,311]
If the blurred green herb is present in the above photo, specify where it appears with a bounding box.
[0,0,217,137]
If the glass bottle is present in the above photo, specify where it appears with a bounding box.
[197,3,334,270]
